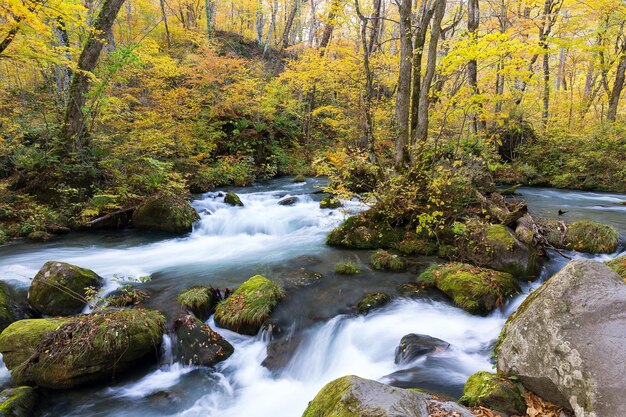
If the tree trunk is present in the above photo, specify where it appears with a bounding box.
[53,18,72,96]
[205,0,215,38]
[394,0,412,167]
[467,0,485,133]
[62,0,126,152]
[160,0,171,47]
[281,0,300,50]
[256,0,265,45]
[409,0,434,137]
[541,43,550,129]
[263,0,278,55]
[608,49,626,122]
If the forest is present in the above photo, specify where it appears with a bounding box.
[0,0,625,416]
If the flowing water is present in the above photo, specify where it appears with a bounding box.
[0,179,624,417]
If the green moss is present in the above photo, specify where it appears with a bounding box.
[335,261,361,275]
[0,282,17,332]
[132,197,200,234]
[563,221,619,254]
[224,192,244,207]
[392,235,437,256]
[320,196,343,209]
[485,224,516,251]
[105,289,149,308]
[293,175,306,183]
[460,371,526,415]
[326,213,404,250]
[177,286,219,321]
[302,376,359,417]
[417,263,521,314]
[607,255,626,281]
[0,386,36,416]
[357,292,391,314]
[370,250,406,272]
[214,275,284,335]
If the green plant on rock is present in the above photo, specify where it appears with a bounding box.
[460,371,526,416]
[177,286,221,320]
[335,261,361,275]
[607,255,626,281]
[357,292,391,314]
[370,250,406,272]
[563,221,619,254]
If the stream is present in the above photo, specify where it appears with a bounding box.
[0,178,624,417]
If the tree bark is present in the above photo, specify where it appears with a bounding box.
[63,0,126,152]
[281,0,301,50]
[160,0,171,46]
[467,0,485,133]
[355,0,377,162]
[608,48,626,122]
[205,0,215,38]
[394,0,412,167]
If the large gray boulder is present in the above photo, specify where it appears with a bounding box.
[496,260,626,417]
[301,375,474,417]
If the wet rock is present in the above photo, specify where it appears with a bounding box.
[28,261,103,316]
[545,220,619,254]
[132,197,200,234]
[320,196,342,209]
[357,292,390,315]
[0,282,24,332]
[223,192,243,207]
[302,375,474,417]
[82,207,135,230]
[280,270,324,288]
[394,334,449,365]
[177,286,222,321]
[277,196,299,206]
[391,234,437,256]
[0,308,165,389]
[174,314,233,367]
[370,250,406,272]
[418,263,520,315]
[293,175,306,183]
[104,288,150,308]
[0,386,37,417]
[326,212,404,250]
[460,371,526,417]
[606,254,626,280]
[500,184,522,196]
[214,275,284,335]
[335,261,361,275]
[496,260,626,417]
[262,332,302,371]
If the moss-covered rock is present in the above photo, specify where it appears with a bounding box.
[357,292,391,314]
[546,220,619,254]
[132,197,200,234]
[214,275,284,335]
[293,175,306,183]
[0,308,165,389]
[302,375,474,417]
[177,286,221,321]
[418,263,521,314]
[224,192,243,207]
[0,282,20,332]
[173,314,233,367]
[460,371,526,416]
[391,235,437,256]
[606,255,626,281]
[326,213,404,250]
[370,250,406,272]
[320,196,343,209]
[28,261,103,316]
[335,261,361,275]
[0,386,37,417]
[104,288,149,308]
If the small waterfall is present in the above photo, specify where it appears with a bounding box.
[160,334,175,367]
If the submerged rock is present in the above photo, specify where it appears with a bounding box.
[545,220,619,254]
[460,371,526,417]
[28,261,103,316]
[224,192,243,207]
[0,386,37,417]
[132,197,200,234]
[606,254,626,280]
[174,314,233,367]
[370,250,406,272]
[301,375,474,417]
[277,196,299,206]
[334,261,361,275]
[418,263,520,315]
[214,275,284,335]
[394,334,449,365]
[357,292,391,315]
[177,286,222,321]
[0,308,165,389]
[496,260,626,417]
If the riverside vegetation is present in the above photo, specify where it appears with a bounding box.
[0,0,626,415]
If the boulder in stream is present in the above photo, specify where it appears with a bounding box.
[301,375,474,417]
[0,282,24,332]
[394,334,449,364]
[545,220,619,254]
[0,386,37,417]
[0,308,165,389]
[326,212,404,250]
[606,254,626,280]
[418,263,520,315]
[28,261,103,316]
[370,250,406,272]
[173,314,233,367]
[319,196,342,209]
[496,260,626,417]
[277,196,299,206]
[214,275,284,335]
[357,292,391,315]
[460,371,526,417]
[224,192,243,207]
[177,286,222,321]
[132,197,200,234]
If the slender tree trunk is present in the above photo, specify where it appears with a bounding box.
[264,0,278,54]
[256,0,265,45]
[394,0,412,167]
[160,0,171,47]
[63,0,126,152]
[281,0,300,49]
[409,0,433,137]
[467,0,485,133]
[541,43,550,129]
[53,18,72,96]
[608,49,626,122]
[556,47,566,90]
[205,0,215,38]
[367,0,382,54]
[355,0,377,162]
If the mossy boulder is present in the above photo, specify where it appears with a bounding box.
[28,261,103,316]
[357,292,391,314]
[214,275,284,335]
[546,220,619,254]
[132,197,200,234]
[320,196,343,209]
[173,314,233,367]
[418,263,520,314]
[335,262,361,275]
[224,192,243,207]
[0,282,21,332]
[0,386,37,417]
[104,288,149,308]
[370,250,406,271]
[326,213,404,250]
[177,286,221,321]
[460,372,526,417]
[391,235,437,256]
[302,375,474,417]
[606,255,626,280]
[0,308,165,389]
[293,175,306,183]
